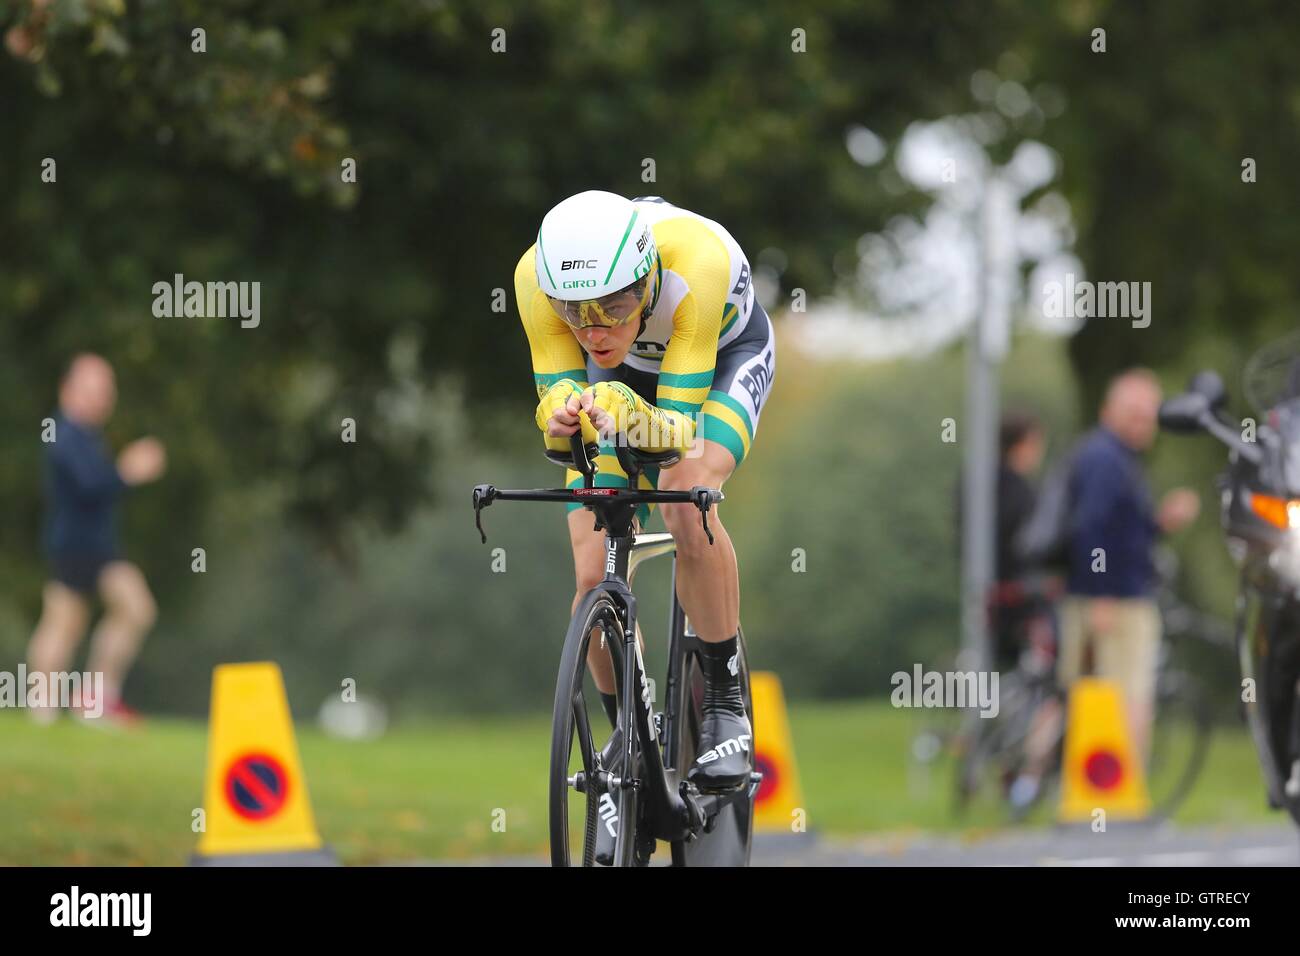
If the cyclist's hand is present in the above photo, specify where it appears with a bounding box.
[535,379,598,452]
[580,381,637,439]
[581,381,695,452]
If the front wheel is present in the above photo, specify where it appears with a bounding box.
[549,590,639,866]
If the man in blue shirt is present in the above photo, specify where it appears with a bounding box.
[25,354,166,725]
[1058,369,1199,758]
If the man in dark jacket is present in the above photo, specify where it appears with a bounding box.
[1058,369,1199,758]
[26,354,166,724]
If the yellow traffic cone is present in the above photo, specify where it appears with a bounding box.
[750,671,807,833]
[192,663,336,865]
[1058,677,1150,823]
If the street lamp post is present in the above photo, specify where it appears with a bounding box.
[960,172,1017,687]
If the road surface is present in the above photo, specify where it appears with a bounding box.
[411,822,1299,866]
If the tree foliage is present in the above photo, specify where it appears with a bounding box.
[3,0,1298,705]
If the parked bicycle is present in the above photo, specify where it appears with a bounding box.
[473,434,760,866]
[937,562,1218,822]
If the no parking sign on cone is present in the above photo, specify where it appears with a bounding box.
[750,671,806,832]
[192,662,336,865]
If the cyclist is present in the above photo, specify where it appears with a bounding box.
[515,191,775,815]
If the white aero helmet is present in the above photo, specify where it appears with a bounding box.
[535,190,659,330]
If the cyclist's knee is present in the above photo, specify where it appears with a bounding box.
[659,453,730,554]
[574,572,602,602]
[571,540,606,595]
[660,501,717,557]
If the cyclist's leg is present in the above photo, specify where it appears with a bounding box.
[664,305,775,789]
[659,302,774,644]
[567,508,647,699]
[657,441,740,641]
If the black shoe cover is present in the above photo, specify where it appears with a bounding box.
[688,710,753,792]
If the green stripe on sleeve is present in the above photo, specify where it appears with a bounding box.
[720,304,739,337]
[700,413,747,466]
[705,389,754,440]
[658,369,715,389]
[659,397,702,417]
[534,369,589,392]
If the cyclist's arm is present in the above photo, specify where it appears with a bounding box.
[590,222,729,453]
[584,264,725,454]
[654,225,728,427]
[515,245,589,399]
[516,246,599,451]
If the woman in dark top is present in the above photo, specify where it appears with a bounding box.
[988,410,1047,668]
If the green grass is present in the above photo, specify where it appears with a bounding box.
[796,704,1278,836]
[0,701,1279,865]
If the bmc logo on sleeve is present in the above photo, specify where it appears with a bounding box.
[736,347,775,420]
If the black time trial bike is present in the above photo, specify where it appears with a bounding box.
[473,433,760,866]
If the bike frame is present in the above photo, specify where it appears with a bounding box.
[592,512,699,847]
[472,435,747,855]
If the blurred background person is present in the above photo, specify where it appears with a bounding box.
[25,353,166,726]
[956,409,1050,668]
[1057,368,1200,759]
[988,409,1049,670]
[959,409,1064,812]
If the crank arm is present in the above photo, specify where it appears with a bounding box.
[680,771,762,836]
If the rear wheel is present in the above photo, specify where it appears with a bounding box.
[549,590,638,866]
[671,625,755,866]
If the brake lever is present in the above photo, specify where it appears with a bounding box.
[472,484,496,543]
[691,487,719,546]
